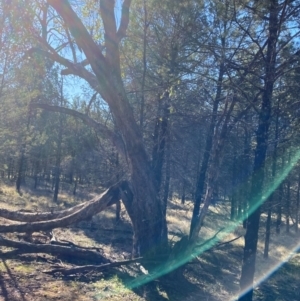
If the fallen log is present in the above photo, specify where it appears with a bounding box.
[43,257,143,275]
[0,201,87,222]
[0,183,120,233]
[0,235,108,263]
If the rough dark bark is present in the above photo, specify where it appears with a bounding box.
[53,104,63,202]
[276,179,283,234]
[239,1,278,300]
[190,62,224,236]
[139,0,148,132]
[16,147,25,193]
[163,136,171,215]
[231,145,238,220]
[285,150,292,233]
[264,105,279,258]
[189,96,237,242]
[152,92,170,193]
[181,150,189,205]
[296,175,300,233]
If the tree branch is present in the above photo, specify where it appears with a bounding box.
[43,257,142,276]
[0,235,108,263]
[0,183,120,233]
[117,0,132,42]
[47,0,111,96]
[30,103,126,156]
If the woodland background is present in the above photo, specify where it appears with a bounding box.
[0,1,300,301]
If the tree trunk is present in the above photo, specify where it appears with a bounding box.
[231,145,237,220]
[285,151,291,233]
[139,0,148,132]
[263,104,279,258]
[189,96,237,242]
[276,180,283,234]
[47,0,168,260]
[16,147,25,193]
[296,174,300,233]
[239,1,278,300]
[190,61,224,236]
[152,92,170,193]
[163,136,171,215]
[181,150,189,205]
[73,176,78,196]
[115,152,121,222]
[53,84,64,203]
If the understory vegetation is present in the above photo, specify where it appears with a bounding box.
[1,1,300,300]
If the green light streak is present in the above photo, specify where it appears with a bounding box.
[124,147,300,292]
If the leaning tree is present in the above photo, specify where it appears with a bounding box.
[5,0,168,260]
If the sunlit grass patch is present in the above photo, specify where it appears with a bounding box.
[92,275,135,300]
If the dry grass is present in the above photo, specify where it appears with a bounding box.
[0,181,299,301]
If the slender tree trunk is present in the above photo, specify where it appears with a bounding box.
[296,174,300,233]
[190,61,225,236]
[7,157,13,180]
[276,179,283,234]
[73,176,78,196]
[115,152,121,222]
[285,150,292,233]
[181,151,189,205]
[139,0,148,132]
[163,136,171,215]
[16,113,31,193]
[231,145,237,220]
[189,96,237,242]
[151,92,170,193]
[16,148,25,193]
[53,83,64,203]
[264,105,279,258]
[239,1,278,299]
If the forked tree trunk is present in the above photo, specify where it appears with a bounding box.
[47,0,168,259]
[190,61,224,236]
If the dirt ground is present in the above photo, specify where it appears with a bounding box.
[0,182,299,301]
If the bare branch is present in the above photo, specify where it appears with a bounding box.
[43,257,143,275]
[47,0,110,84]
[0,201,86,222]
[0,183,120,233]
[0,235,108,263]
[117,0,132,42]
[30,103,126,156]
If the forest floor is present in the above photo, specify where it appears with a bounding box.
[0,181,299,301]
